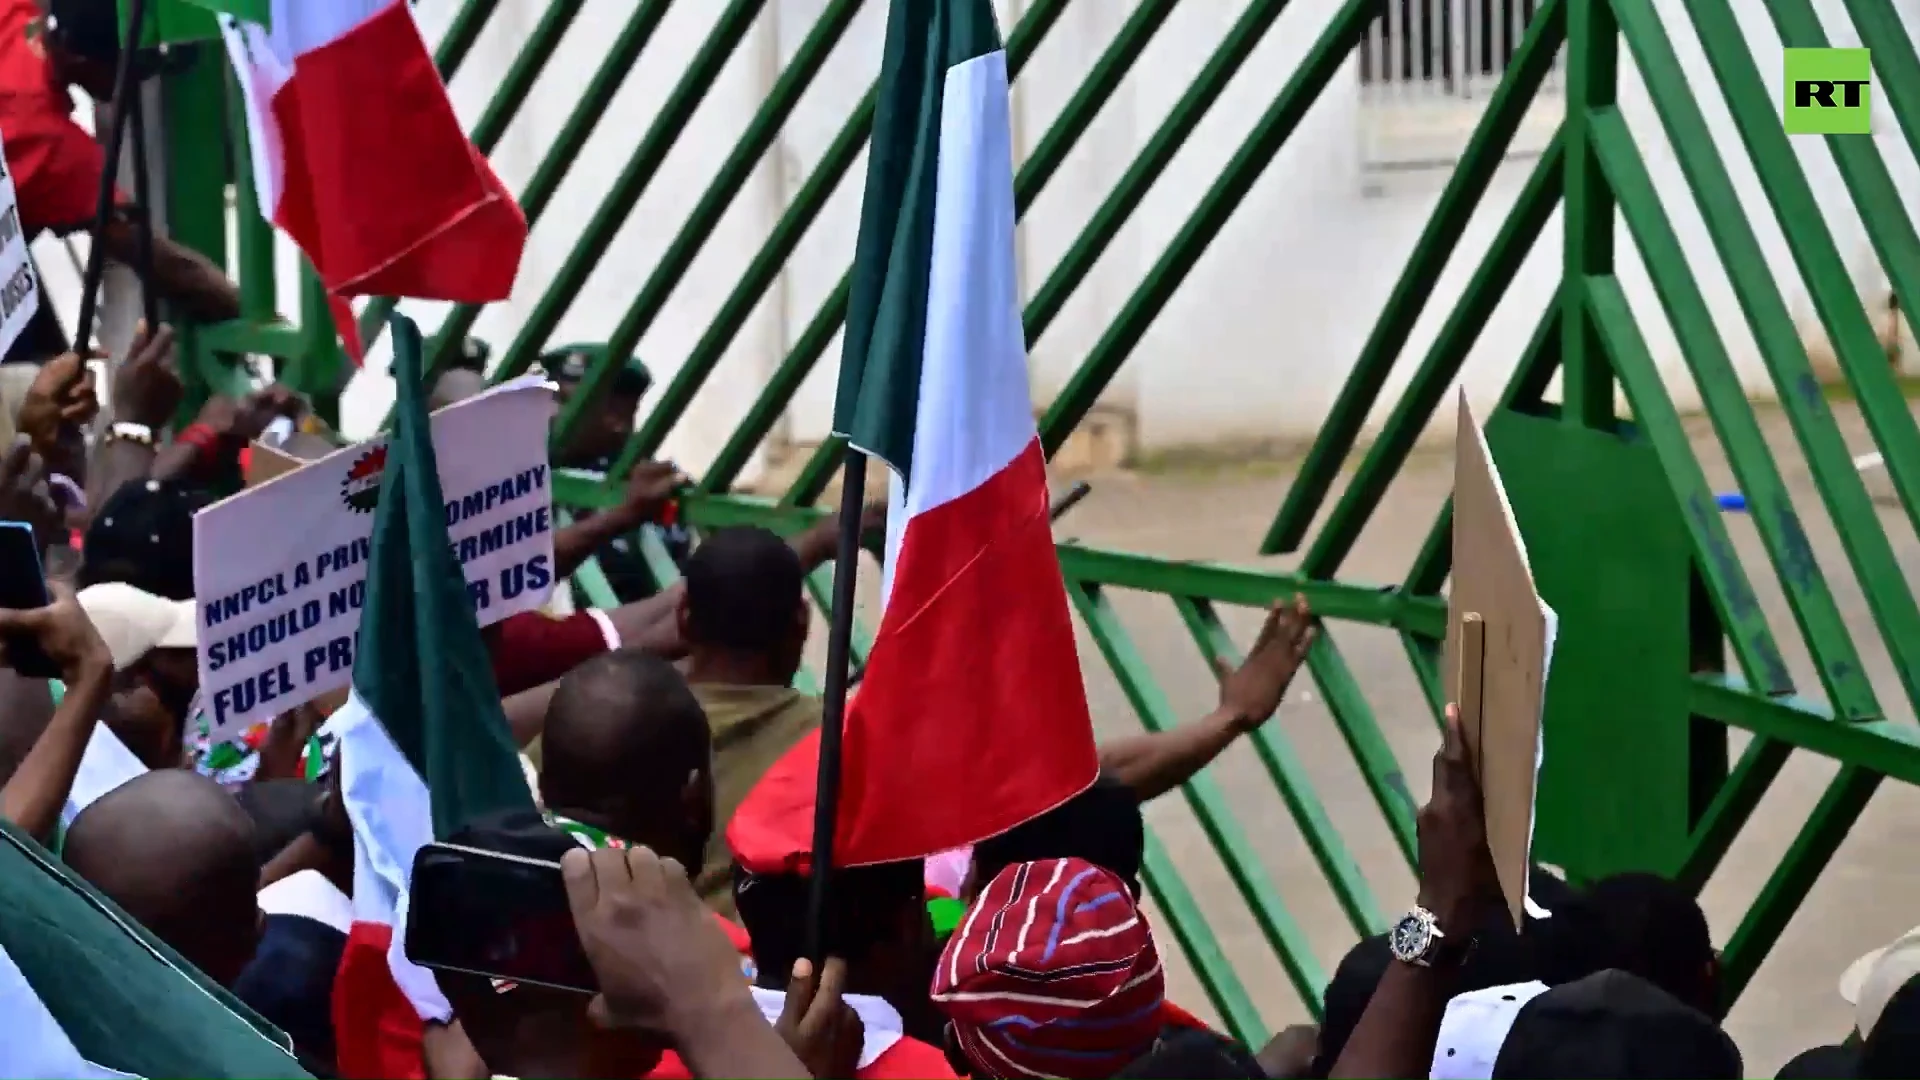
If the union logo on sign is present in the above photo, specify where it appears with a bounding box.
[341,444,388,514]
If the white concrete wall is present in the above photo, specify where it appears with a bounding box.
[37,0,1920,481]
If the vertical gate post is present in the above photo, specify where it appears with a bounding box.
[158,42,251,414]
[1493,0,1698,881]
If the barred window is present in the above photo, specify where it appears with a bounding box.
[1359,0,1553,98]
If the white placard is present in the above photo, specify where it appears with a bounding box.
[0,128,41,360]
[191,377,558,740]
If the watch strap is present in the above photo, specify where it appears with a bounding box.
[108,421,155,446]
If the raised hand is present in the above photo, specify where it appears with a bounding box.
[0,578,112,682]
[111,321,183,429]
[1214,594,1317,732]
[609,460,690,531]
[775,958,864,1079]
[16,352,98,452]
[1416,703,1496,934]
[0,439,62,548]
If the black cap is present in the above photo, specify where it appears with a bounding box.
[971,773,1144,895]
[1492,969,1742,1078]
[1312,933,1391,1077]
[1860,973,1920,1079]
[1775,1043,1861,1079]
[45,0,121,64]
[543,345,651,398]
[79,478,214,601]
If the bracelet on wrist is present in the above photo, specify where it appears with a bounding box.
[174,422,229,472]
[106,421,156,448]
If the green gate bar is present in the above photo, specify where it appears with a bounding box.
[153,0,1920,1026]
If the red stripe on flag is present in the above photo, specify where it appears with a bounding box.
[333,921,426,1080]
[834,438,1098,865]
[266,0,525,306]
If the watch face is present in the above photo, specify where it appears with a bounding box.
[1390,910,1434,961]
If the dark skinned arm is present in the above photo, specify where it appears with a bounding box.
[674,996,813,1080]
[552,508,642,582]
[1328,961,1462,1078]
[40,424,87,491]
[82,433,151,509]
[1103,598,1318,802]
[146,439,205,483]
[96,220,242,324]
[1333,704,1490,1079]
[0,659,109,842]
[1097,708,1246,802]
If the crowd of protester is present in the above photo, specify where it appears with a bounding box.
[0,311,1917,1080]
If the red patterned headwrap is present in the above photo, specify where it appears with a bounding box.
[931,858,1166,1078]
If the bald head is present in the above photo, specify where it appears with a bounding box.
[539,649,712,863]
[65,770,262,985]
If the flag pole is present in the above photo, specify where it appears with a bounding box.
[126,75,158,332]
[72,0,151,352]
[804,448,867,961]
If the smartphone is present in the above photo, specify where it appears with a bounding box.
[405,842,598,994]
[0,521,56,679]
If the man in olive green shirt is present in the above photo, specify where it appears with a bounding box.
[679,527,822,915]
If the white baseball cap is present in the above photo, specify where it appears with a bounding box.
[1429,980,1550,1079]
[75,582,197,671]
[1839,924,1920,1037]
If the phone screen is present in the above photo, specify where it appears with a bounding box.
[0,522,55,678]
[404,843,598,994]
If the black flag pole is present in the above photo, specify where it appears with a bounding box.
[803,449,868,961]
[126,76,158,332]
[72,0,152,352]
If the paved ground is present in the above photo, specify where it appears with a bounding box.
[821,399,1920,1077]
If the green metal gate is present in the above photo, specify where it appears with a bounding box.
[147,0,1920,1049]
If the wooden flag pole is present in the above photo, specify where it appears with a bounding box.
[1455,612,1486,773]
[805,452,868,961]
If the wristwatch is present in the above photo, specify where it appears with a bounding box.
[1388,906,1472,968]
[107,421,155,447]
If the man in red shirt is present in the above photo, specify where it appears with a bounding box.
[0,0,240,363]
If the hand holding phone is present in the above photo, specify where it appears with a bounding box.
[0,537,111,682]
[563,846,757,1036]
[407,843,600,995]
[405,841,756,1038]
[0,521,56,678]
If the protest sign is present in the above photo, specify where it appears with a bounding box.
[192,376,557,741]
[0,128,41,360]
[1444,392,1558,930]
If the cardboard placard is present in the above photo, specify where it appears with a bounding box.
[243,430,336,487]
[1443,393,1557,930]
[193,376,558,739]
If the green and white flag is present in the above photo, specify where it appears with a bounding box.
[324,314,544,1053]
[0,819,308,1078]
